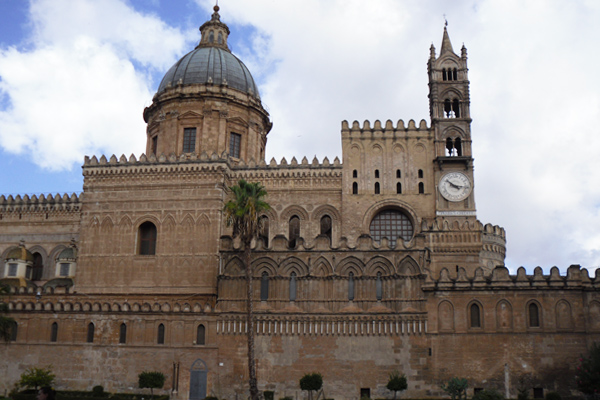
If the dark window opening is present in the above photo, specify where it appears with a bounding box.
[444,98,460,118]
[352,182,358,195]
[289,216,300,248]
[259,216,269,248]
[360,389,371,399]
[320,215,332,239]
[151,136,158,156]
[533,388,544,399]
[348,272,355,301]
[229,132,242,158]
[418,169,423,178]
[396,169,401,178]
[218,32,223,44]
[353,169,357,178]
[419,182,424,194]
[290,272,297,302]
[470,304,481,328]
[376,272,383,301]
[374,182,380,194]
[157,323,165,344]
[428,348,432,356]
[208,30,214,43]
[453,99,460,118]
[374,170,379,178]
[260,272,269,301]
[87,323,95,343]
[50,322,58,342]
[442,68,447,81]
[396,182,402,194]
[119,323,127,344]
[32,252,43,280]
[138,221,157,255]
[196,324,206,345]
[60,263,70,277]
[453,68,458,80]
[446,137,463,157]
[529,303,540,327]
[10,321,17,341]
[182,128,196,153]
[8,263,17,277]
[369,209,413,246]
[455,137,462,156]
[474,388,484,395]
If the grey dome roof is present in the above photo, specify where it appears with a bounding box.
[157,47,260,98]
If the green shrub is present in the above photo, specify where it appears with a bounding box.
[19,367,56,390]
[441,378,468,400]
[472,389,504,400]
[387,371,408,400]
[264,391,274,400]
[545,392,561,400]
[517,388,529,400]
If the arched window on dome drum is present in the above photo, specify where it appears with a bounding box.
[87,323,95,343]
[138,222,157,255]
[529,303,540,327]
[119,323,127,344]
[229,133,241,158]
[196,324,206,345]
[157,323,165,344]
[369,209,413,247]
[348,272,355,301]
[289,272,297,302]
[470,304,481,328]
[320,215,332,240]
[260,272,269,301]
[289,216,300,248]
[218,32,223,44]
[50,322,58,342]
[183,128,196,153]
[209,30,214,43]
[32,252,43,280]
[376,272,383,301]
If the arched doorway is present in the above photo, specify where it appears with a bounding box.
[189,358,208,400]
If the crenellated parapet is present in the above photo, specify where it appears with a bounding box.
[341,119,431,138]
[0,193,81,214]
[423,265,600,291]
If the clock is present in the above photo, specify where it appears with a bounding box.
[439,172,472,202]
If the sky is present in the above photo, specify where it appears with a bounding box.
[0,0,599,274]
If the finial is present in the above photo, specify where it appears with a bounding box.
[443,14,448,27]
[214,0,219,13]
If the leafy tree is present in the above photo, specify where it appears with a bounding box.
[0,284,16,342]
[138,371,165,399]
[224,179,270,400]
[19,366,56,390]
[472,389,504,400]
[441,377,468,400]
[387,371,408,399]
[577,342,600,396]
[300,373,323,400]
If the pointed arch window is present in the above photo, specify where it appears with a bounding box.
[260,272,269,301]
[32,252,43,280]
[50,322,58,342]
[119,323,127,344]
[320,215,332,239]
[289,272,297,302]
[376,272,383,301]
[369,209,413,246]
[138,222,157,255]
[374,182,380,194]
[470,304,481,328]
[418,182,424,194]
[348,272,355,301]
[196,324,206,345]
[87,323,95,343]
[157,323,165,344]
[352,182,358,195]
[396,182,402,194]
[528,303,540,328]
[289,216,300,248]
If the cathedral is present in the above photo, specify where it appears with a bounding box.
[1,7,599,400]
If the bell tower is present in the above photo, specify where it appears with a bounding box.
[428,25,476,218]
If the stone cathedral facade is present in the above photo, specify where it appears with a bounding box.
[1,7,599,400]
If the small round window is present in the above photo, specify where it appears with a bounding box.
[369,209,413,246]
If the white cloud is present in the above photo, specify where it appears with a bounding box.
[0,0,190,170]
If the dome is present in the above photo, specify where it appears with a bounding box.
[57,247,77,261]
[6,246,34,262]
[157,46,260,98]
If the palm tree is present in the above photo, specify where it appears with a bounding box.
[223,179,270,400]
[0,284,16,342]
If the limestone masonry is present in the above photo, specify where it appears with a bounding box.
[1,7,599,400]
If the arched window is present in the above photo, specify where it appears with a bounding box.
[455,137,462,156]
[289,216,300,248]
[374,182,380,194]
[375,170,379,178]
[87,323,95,343]
[208,30,214,43]
[418,169,424,179]
[259,216,269,248]
[418,182,424,194]
[396,182,402,194]
[260,272,269,301]
[50,322,58,342]
[32,252,43,280]
[138,222,157,255]
[528,303,540,327]
[442,68,447,81]
[444,99,453,117]
[289,272,297,302]
[452,99,460,118]
[218,32,223,44]
[348,272,355,301]
[352,182,358,195]
[396,169,401,178]
[369,209,413,246]
[353,170,358,178]
[320,215,332,239]
[157,323,165,344]
[119,323,127,344]
[470,304,481,328]
[376,272,383,301]
[196,324,206,345]
[453,68,458,80]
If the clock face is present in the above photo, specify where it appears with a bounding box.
[439,172,472,202]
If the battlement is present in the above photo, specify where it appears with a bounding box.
[0,193,81,213]
[424,265,600,290]
[341,119,430,137]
